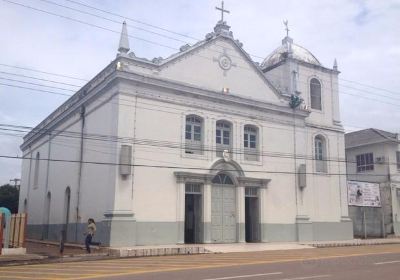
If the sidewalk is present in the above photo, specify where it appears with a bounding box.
[26,239,104,257]
[1,237,400,266]
[0,240,109,266]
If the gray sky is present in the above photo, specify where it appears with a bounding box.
[0,0,399,185]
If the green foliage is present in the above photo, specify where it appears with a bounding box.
[0,184,19,213]
[289,94,303,109]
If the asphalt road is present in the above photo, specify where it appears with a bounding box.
[1,244,400,280]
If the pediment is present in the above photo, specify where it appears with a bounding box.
[155,36,281,103]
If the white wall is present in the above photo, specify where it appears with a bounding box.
[19,85,120,228]
[116,84,345,224]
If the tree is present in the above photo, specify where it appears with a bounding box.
[0,184,19,213]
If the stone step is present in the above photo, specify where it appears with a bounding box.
[303,238,400,248]
[109,246,211,257]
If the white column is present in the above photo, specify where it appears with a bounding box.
[236,185,245,242]
[338,134,349,219]
[259,187,267,242]
[176,181,185,244]
[340,175,349,218]
[203,182,212,243]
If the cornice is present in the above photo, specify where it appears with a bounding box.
[21,61,119,150]
[306,122,345,134]
[116,69,310,119]
[262,57,339,75]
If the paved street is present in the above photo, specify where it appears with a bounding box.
[1,244,400,280]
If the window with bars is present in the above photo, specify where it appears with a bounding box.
[216,121,232,157]
[356,153,374,172]
[244,125,258,161]
[245,187,258,197]
[315,135,327,173]
[310,78,322,110]
[185,183,202,194]
[185,115,203,154]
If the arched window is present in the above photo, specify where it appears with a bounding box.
[310,78,322,110]
[185,115,203,154]
[216,120,232,157]
[212,173,234,185]
[244,125,259,161]
[315,135,327,173]
[33,152,40,189]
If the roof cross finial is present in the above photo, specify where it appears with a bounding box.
[283,20,290,37]
[216,1,230,22]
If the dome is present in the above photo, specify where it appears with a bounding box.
[261,37,321,69]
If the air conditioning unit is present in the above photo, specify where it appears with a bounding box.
[375,156,386,164]
[119,144,133,177]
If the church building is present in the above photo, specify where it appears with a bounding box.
[18,6,353,247]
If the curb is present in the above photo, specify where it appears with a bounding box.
[303,240,400,248]
[0,253,113,267]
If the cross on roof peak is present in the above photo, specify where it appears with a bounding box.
[283,20,290,37]
[216,1,230,22]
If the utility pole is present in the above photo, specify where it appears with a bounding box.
[9,178,20,190]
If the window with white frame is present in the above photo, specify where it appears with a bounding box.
[356,153,374,172]
[396,151,400,170]
[185,115,203,154]
[314,135,327,173]
[185,183,202,194]
[310,78,322,110]
[244,125,258,161]
[216,120,231,157]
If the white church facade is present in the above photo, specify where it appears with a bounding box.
[18,12,353,246]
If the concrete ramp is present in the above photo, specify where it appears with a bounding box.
[109,245,211,257]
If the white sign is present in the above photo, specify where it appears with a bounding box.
[347,181,381,207]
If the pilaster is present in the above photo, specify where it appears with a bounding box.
[203,182,212,243]
[236,185,245,242]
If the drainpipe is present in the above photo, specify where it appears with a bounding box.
[75,105,85,242]
[293,108,299,214]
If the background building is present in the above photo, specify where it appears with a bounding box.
[18,16,352,247]
[345,128,400,237]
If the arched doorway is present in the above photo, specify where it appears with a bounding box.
[23,199,27,213]
[63,187,71,241]
[42,192,51,240]
[211,173,236,243]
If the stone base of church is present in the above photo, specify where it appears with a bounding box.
[27,219,354,247]
[394,222,400,236]
[26,222,108,245]
[261,220,353,242]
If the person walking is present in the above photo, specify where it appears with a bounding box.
[84,218,96,253]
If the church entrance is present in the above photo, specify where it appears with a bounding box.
[211,173,236,243]
[184,183,202,244]
[245,187,260,242]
